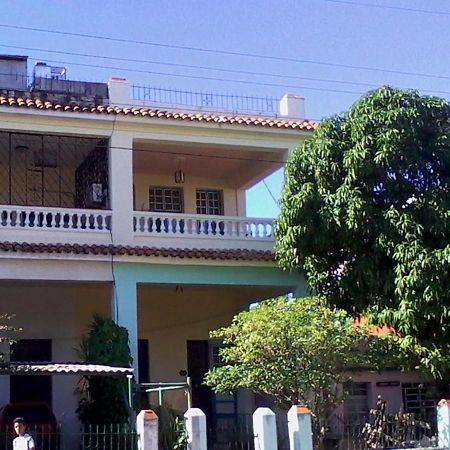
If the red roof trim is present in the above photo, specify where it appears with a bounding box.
[0,241,275,262]
[0,96,317,131]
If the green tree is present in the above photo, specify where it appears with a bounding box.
[76,314,133,424]
[204,296,395,441]
[276,87,450,377]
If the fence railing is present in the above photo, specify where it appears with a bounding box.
[79,424,137,450]
[133,212,274,240]
[0,423,137,450]
[0,424,60,450]
[0,206,111,232]
[132,85,280,116]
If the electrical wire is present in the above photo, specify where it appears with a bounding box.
[0,43,381,89]
[15,55,450,98]
[263,179,281,210]
[0,23,449,81]
[321,0,450,16]
[0,120,295,167]
[24,56,363,96]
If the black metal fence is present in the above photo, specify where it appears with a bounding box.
[132,85,279,116]
[0,424,137,450]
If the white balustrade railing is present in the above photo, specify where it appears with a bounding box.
[133,212,274,240]
[0,205,111,232]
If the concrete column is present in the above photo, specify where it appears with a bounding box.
[279,94,305,119]
[438,399,450,449]
[136,410,159,450]
[108,78,131,107]
[184,408,207,450]
[236,189,246,216]
[253,407,278,450]
[112,274,139,377]
[288,405,313,450]
[109,131,134,245]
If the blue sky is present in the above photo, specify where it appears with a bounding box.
[0,0,448,217]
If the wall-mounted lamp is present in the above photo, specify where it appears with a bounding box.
[174,169,185,184]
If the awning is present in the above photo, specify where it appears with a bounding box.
[0,362,134,377]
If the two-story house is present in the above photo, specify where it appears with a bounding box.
[0,55,314,439]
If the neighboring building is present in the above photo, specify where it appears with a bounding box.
[0,56,314,442]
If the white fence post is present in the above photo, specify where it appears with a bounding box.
[253,407,278,450]
[136,410,159,450]
[185,407,207,450]
[438,399,450,449]
[288,405,313,450]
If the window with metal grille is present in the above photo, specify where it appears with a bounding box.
[149,187,183,213]
[402,382,437,425]
[343,381,369,428]
[196,189,224,215]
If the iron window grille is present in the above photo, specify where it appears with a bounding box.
[149,186,184,213]
[196,189,224,215]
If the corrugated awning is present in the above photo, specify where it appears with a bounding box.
[0,362,134,377]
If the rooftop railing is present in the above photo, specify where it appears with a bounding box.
[131,84,280,116]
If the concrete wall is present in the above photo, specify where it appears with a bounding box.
[351,370,423,414]
[137,284,276,411]
[0,282,111,431]
[134,172,245,216]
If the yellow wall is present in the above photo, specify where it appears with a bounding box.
[137,284,278,410]
[134,173,245,216]
[0,282,111,430]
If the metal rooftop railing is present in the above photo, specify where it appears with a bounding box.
[131,84,280,116]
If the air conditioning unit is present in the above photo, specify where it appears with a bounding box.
[91,183,103,203]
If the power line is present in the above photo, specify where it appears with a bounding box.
[0,43,380,89]
[263,179,281,210]
[322,0,450,16]
[0,23,449,82]
[25,56,364,96]
[18,55,450,99]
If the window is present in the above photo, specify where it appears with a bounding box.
[402,382,437,425]
[343,381,369,428]
[196,189,223,215]
[149,187,183,213]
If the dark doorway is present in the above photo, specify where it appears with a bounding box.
[138,339,150,384]
[187,340,212,420]
[10,339,52,406]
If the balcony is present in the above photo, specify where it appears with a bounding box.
[0,205,275,251]
[134,211,273,246]
[0,122,285,254]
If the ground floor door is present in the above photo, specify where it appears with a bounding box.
[187,340,238,445]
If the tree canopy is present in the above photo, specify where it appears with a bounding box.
[204,296,397,437]
[276,87,450,376]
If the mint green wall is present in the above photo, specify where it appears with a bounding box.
[112,262,308,379]
[114,262,306,288]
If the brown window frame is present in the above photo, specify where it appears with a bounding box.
[196,189,224,216]
[149,186,184,213]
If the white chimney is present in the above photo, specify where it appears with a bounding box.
[108,78,131,107]
[279,94,306,119]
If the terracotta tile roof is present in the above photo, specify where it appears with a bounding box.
[354,316,396,337]
[0,96,317,131]
[0,241,274,262]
